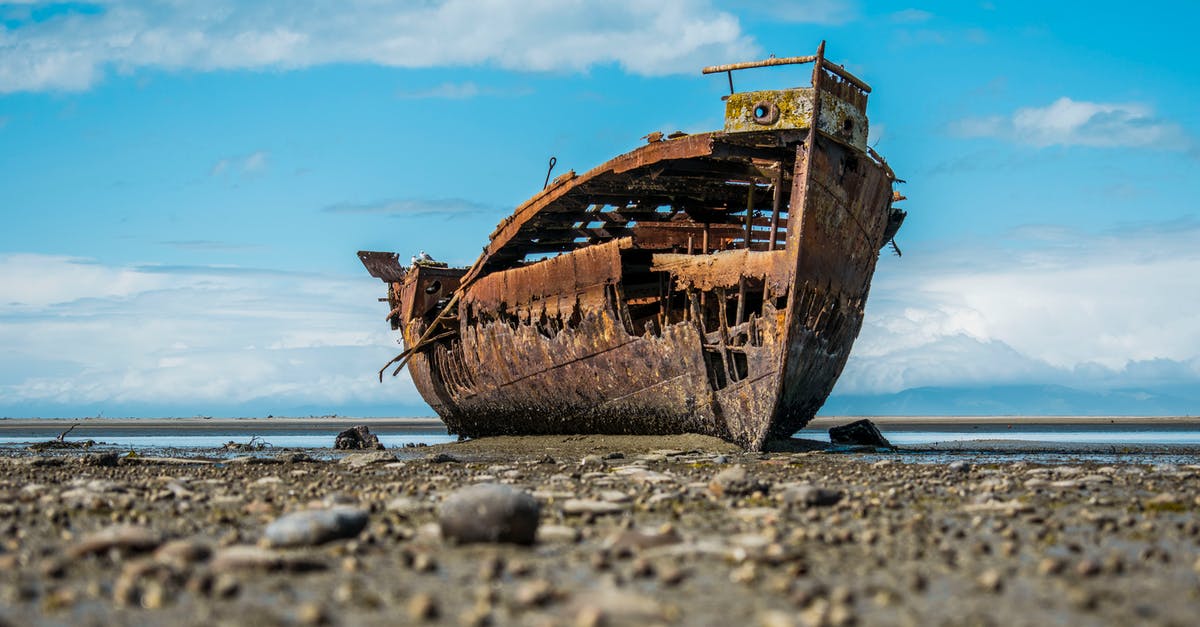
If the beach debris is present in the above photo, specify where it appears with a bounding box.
[262,507,369,548]
[222,435,272,452]
[333,425,385,451]
[28,422,96,451]
[828,419,892,448]
[439,483,539,545]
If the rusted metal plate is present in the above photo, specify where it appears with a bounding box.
[357,251,406,282]
[651,249,791,294]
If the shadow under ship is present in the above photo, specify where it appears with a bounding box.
[359,43,907,450]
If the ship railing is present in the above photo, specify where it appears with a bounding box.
[702,41,870,110]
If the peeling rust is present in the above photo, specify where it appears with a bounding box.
[358,42,906,450]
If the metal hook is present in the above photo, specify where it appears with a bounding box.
[543,156,558,189]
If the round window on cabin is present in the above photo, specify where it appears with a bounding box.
[752,101,780,125]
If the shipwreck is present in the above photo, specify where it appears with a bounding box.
[358,43,906,450]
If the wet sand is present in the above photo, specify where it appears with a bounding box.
[1,434,1198,626]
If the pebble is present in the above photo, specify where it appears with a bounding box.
[153,538,212,567]
[438,483,539,545]
[209,545,326,573]
[67,524,161,558]
[338,452,396,468]
[537,524,581,544]
[977,569,1003,592]
[709,465,765,497]
[408,592,439,621]
[779,484,842,508]
[562,499,628,516]
[606,525,682,554]
[513,579,557,608]
[263,506,369,548]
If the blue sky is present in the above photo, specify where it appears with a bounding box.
[2,1,1198,418]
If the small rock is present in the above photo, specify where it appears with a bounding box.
[580,455,605,468]
[80,452,120,467]
[1076,558,1101,577]
[338,452,396,468]
[606,525,682,554]
[263,507,369,548]
[153,538,212,567]
[828,419,892,448]
[1038,557,1066,576]
[536,524,581,544]
[439,484,539,545]
[562,499,628,516]
[779,484,842,508]
[948,460,971,473]
[67,524,161,558]
[977,569,1003,592]
[210,545,326,573]
[333,425,385,450]
[408,592,439,621]
[385,496,424,516]
[709,465,766,497]
[513,579,557,608]
[296,602,330,625]
[429,452,460,463]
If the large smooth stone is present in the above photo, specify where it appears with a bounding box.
[439,484,539,545]
[262,507,369,548]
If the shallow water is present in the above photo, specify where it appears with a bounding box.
[3,424,1200,465]
[792,428,1200,446]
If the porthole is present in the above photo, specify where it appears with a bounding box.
[752,101,780,125]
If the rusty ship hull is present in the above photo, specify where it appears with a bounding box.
[360,45,905,450]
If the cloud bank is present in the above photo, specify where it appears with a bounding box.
[0,255,421,416]
[3,218,1197,416]
[839,220,1200,397]
[0,0,760,93]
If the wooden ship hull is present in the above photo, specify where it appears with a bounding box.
[359,44,906,450]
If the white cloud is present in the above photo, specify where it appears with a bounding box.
[890,8,933,23]
[0,0,759,93]
[324,197,496,218]
[210,150,269,177]
[839,220,1200,394]
[951,97,1191,150]
[0,255,419,413]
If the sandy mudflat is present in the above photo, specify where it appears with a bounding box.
[1,434,1198,626]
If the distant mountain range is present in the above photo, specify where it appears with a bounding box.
[821,384,1199,417]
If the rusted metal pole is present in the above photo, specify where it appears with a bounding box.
[744,183,755,249]
[703,55,818,74]
[768,165,783,251]
[702,51,871,93]
[735,277,746,328]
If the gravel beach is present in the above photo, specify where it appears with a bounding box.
[1,434,1198,626]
